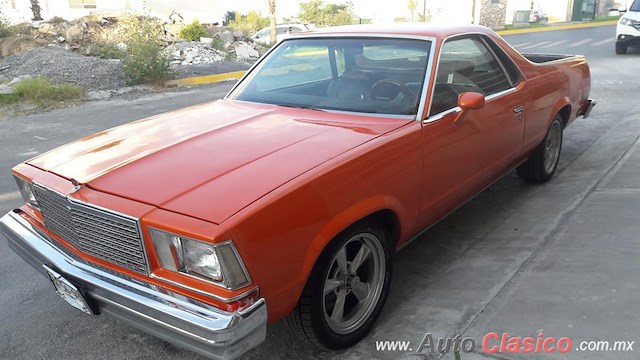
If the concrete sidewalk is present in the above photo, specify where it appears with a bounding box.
[343,100,640,360]
[461,109,640,360]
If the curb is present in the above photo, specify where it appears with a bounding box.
[165,70,247,88]
[165,20,618,88]
[497,20,618,35]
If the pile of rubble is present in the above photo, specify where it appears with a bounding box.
[165,41,226,65]
[0,46,125,91]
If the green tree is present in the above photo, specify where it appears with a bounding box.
[223,11,237,26]
[228,11,270,35]
[299,0,353,27]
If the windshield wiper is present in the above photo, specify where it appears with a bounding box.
[276,103,326,112]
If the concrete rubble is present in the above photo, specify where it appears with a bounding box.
[165,41,226,65]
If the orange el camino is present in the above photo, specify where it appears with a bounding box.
[0,24,594,359]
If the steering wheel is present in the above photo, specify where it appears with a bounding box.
[370,79,417,104]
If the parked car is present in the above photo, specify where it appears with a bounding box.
[529,8,549,23]
[616,0,640,54]
[251,23,310,44]
[1,24,594,359]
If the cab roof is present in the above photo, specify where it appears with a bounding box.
[303,23,497,41]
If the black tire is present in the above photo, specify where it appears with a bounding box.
[285,221,393,349]
[616,43,628,55]
[517,115,563,183]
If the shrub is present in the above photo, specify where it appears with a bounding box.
[122,17,174,85]
[0,77,84,106]
[178,20,207,41]
[95,44,127,59]
[211,37,225,51]
[0,17,13,38]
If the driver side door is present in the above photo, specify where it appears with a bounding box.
[419,35,525,226]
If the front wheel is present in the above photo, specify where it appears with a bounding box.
[517,115,563,183]
[285,222,392,349]
[616,43,628,55]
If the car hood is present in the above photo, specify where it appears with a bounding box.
[28,100,409,223]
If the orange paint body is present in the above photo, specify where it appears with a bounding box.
[12,25,592,323]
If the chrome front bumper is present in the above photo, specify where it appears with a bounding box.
[0,210,267,360]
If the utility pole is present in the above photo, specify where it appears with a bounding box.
[423,0,426,21]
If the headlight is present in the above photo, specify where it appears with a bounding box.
[13,175,39,210]
[149,228,250,289]
[620,17,634,26]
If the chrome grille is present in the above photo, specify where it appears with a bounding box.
[33,184,148,274]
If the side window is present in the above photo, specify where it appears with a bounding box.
[276,27,287,35]
[429,36,511,116]
[483,36,523,85]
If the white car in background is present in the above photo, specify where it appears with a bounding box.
[251,24,311,44]
[616,0,640,54]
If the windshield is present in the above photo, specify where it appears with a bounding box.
[228,38,432,116]
[632,0,640,11]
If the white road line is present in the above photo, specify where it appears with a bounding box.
[0,191,21,202]
[540,40,568,49]
[520,41,549,50]
[512,42,532,48]
[592,38,612,46]
[569,39,592,47]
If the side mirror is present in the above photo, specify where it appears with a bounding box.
[619,6,627,13]
[454,92,485,123]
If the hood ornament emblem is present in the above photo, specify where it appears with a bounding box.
[70,178,82,194]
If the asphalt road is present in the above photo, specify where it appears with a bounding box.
[1,24,639,360]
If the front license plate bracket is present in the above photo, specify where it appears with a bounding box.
[43,265,96,315]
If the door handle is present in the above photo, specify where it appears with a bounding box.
[514,106,525,114]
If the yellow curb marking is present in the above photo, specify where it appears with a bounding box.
[497,20,618,35]
[165,70,247,87]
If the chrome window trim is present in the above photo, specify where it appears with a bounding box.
[424,87,518,124]
[33,181,151,275]
[225,33,437,122]
[424,32,520,123]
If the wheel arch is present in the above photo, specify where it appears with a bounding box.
[279,199,404,318]
[551,97,572,128]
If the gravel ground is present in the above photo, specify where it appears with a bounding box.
[0,45,125,91]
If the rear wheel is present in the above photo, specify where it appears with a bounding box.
[285,221,392,349]
[517,115,563,183]
[616,43,628,55]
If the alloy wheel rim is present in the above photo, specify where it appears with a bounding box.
[544,121,562,174]
[322,233,386,335]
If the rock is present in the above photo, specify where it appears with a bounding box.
[232,30,244,40]
[0,84,14,94]
[65,24,86,43]
[219,30,235,44]
[116,43,127,51]
[57,36,66,43]
[234,43,259,60]
[86,90,112,101]
[199,37,214,46]
[8,75,32,86]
